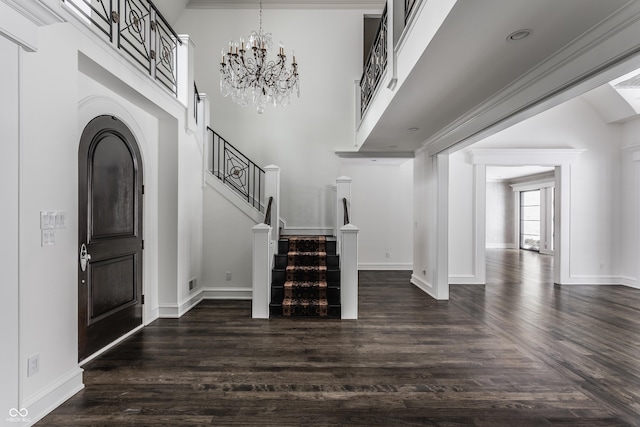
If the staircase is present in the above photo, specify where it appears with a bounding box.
[270,236,341,318]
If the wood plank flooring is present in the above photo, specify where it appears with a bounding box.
[38,249,640,426]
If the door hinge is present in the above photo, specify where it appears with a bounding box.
[141,294,145,305]
[142,184,145,195]
[141,240,145,250]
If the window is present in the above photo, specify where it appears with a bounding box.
[520,190,540,251]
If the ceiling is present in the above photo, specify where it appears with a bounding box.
[359,0,640,154]
[161,0,640,156]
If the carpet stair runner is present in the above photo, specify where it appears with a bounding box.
[270,236,340,318]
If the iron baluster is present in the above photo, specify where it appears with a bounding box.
[360,3,387,118]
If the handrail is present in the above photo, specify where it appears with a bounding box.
[207,126,265,213]
[264,197,274,225]
[359,3,388,118]
[148,0,182,46]
[342,197,350,225]
[194,81,201,123]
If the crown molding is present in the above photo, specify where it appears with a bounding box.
[1,0,64,26]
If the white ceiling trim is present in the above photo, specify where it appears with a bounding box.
[187,0,384,9]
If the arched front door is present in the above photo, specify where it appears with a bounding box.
[78,115,144,362]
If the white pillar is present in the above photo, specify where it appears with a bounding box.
[434,153,450,300]
[264,165,280,246]
[473,164,486,285]
[252,223,272,319]
[199,94,211,185]
[335,176,352,254]
[177,35,196,129]
[340,224,359,319]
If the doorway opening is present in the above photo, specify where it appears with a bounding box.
[78,115,144,362]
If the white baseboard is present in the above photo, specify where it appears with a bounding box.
[358,262,413,271]
[145,306,159,326]
[620,276,640,289]
[410,274,436,298]
[202,286,252,300]
[486,243,517,249]
[563,275,625,285]
[158,290,204,318]
[449,274,485,285]
[22,367,84,426]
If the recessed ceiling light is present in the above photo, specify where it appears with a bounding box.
[408,127,419,132]
[507,29,532,42]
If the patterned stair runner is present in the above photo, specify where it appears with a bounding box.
[282,236,328,317]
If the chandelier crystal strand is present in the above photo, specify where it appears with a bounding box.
[219,0,299,114]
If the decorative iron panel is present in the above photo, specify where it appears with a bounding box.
[151,2,179,95]
[63,0,112,40]
[209,128,265,213]
[360,4,387,118]
[65,0,181,97]
[118,0,152,74]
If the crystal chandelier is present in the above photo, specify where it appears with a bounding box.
[219,0,300,114]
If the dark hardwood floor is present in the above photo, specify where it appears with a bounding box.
[38,249,640,426]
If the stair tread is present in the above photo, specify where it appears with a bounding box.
[272,235,340,318]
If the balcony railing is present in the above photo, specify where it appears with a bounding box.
[63,0,182,96]
[194,82,201,123]
[360,3,388,118]
[208,127,265,213]
[405,0,418,23]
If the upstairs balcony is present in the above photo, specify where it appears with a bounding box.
[354,0,640,157]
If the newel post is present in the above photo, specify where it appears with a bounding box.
[335,176,352,254]
[177,35,197,130]
[340,224,359,319]
[264,165,280,247]
[252,223,272,319]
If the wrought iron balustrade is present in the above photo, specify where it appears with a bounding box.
[194,82,201,123]
[208,127,265,213]
[360,4,387,118]
[405,0,418,23]
[63,0,181,96]
[342,197,350,225]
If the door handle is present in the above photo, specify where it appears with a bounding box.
[80,243,91,272]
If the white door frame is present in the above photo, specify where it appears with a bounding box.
[468,148,585,284]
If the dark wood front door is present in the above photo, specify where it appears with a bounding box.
[78,115,143,362]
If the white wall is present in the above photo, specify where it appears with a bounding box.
[448,150,474,279]
[412,150,449,299]
[0,33,20,419]
[3,2,206,420]
[201,187,257,298]
[19,23,85,412]
[340,159,413,269]
[451,95,623,284]
[619,119,640,288]
[486,180,515,248]
[175,8,373,230]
